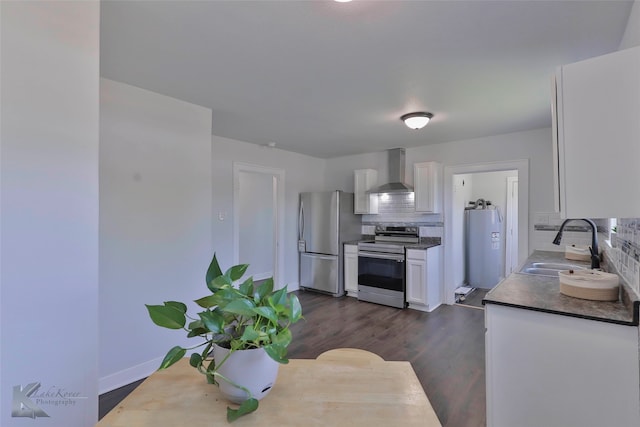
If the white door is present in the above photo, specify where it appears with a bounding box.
[233,163,285,285]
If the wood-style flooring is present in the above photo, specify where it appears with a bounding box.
[99,290,486,427]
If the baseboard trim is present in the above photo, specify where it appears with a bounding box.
[99,357,162,395]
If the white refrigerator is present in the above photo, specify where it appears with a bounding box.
[465,208,503,289]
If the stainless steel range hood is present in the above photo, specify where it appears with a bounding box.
[367,148,413,194]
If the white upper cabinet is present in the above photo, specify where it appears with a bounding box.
[553,46,640,219]
[414,161,442,213]
[354,169,378,214]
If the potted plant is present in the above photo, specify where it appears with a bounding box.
[145,253,302,422]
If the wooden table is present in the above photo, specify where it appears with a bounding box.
[97,348,442,426]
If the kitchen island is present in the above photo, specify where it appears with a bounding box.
[483,250,640,427]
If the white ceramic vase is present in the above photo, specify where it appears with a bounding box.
[212,344,279,404]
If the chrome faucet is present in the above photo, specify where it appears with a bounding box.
[552,218,600,269]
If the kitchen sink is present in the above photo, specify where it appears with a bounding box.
[531,262,586,271]
[520,263,586,277]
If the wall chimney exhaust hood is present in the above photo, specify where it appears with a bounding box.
[367,148,414,194]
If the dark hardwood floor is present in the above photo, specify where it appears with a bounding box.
[99,290,486,427]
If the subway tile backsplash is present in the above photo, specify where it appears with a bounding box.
[377,192,415,214]
[609,218,640,297]
[361,192,443,225]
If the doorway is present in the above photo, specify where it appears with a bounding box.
[443,160,529,305]
[233,162,285,286]
[457,170,519,283]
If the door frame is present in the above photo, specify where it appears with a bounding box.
[443,160,529,305]
[232,162,285,287]
[505,176,519,276]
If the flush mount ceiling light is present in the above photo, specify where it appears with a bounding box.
[401,112,433,130]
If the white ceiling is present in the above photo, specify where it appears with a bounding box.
[100,0,633,159]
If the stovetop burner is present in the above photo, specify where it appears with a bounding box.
[373,225,419,244]
[358,226,419,253]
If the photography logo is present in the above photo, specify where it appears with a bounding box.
[12,383,49,418]
[12,382,86,419]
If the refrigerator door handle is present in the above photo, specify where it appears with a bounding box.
[301,253,337,261]
[298,201,304,240]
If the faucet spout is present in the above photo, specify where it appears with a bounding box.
[552,218,600,269]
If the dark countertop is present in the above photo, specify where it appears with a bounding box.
[483,250,639,326]
[405,242,441,250]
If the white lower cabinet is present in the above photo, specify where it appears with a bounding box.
[485,304,640,427]
[406,247,442,312]
[344,244,358,297]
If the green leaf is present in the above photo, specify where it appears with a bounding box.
[227,264,249,282]
[272,328,292,347]
[189,352,202,368]
[239,324,260,342]
[206,253,223,288]
[145,304,186,329]
[188,319,204,329]
[199,310,225,333]
[239,277,254,297]
[288,293,302,322]
[196,287,238,309]
[164,301,187,313]
[254,278,274,302]
[264,343,288,364]
[269,287,288,308]
[211,274,232,290]
[194,294,218,309]
[252,306,277,324]
[227,398,259,422]
[159,346,186,369]
[223,298,257,317]
[206,373,216,384]
[201,341,213,359]
[187,327,209,338]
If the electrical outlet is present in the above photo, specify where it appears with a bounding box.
[534,213,549,225]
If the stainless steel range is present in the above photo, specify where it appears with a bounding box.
[357,226,419,308]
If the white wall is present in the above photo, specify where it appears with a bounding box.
[211,136,325,288]
[1,2,99,425]
[619,0,640,49]
[469,170,517,214]
[99,79,213,393]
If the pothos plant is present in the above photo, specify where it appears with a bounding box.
[146,253,303,422]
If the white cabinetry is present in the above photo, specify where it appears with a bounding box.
[414,162,442,213]
[485,304,640,427]
[354,169,378,214]
[553,45,640,218]
[343,244,358,297]
[406,247,442,312]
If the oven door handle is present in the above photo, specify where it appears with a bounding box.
[358,251,405,262]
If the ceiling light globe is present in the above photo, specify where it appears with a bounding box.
[401,112,433,130]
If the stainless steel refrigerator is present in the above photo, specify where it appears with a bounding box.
[298,191,361,296]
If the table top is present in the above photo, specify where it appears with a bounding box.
[97,348,442,427]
